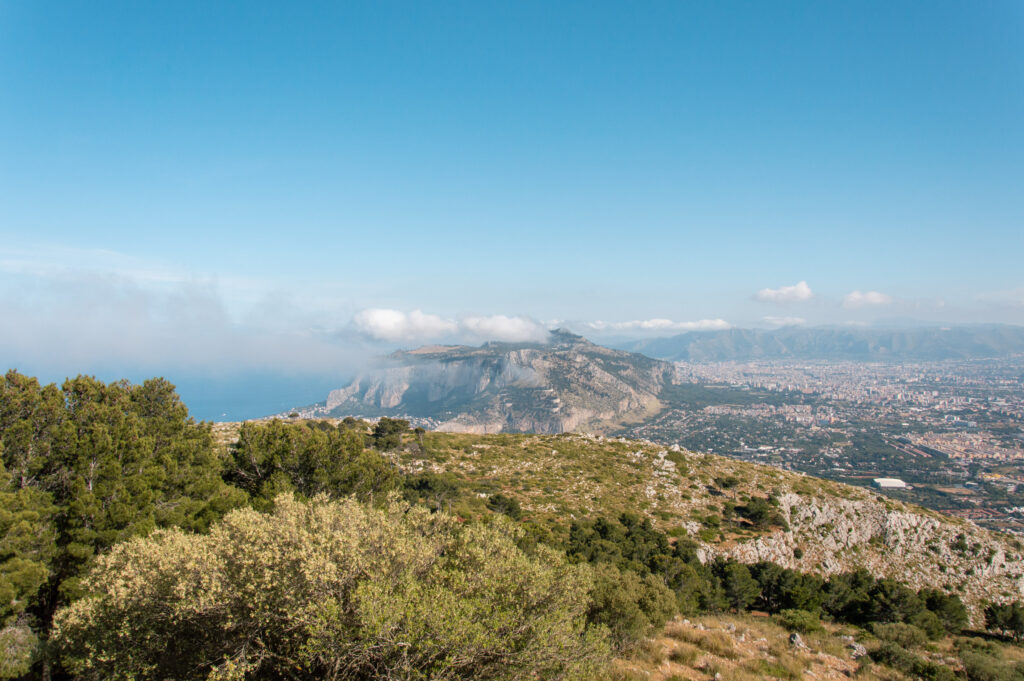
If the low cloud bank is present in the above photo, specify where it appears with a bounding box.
[353,309,550,344]
[842,290,893,308]
[763,316,806,327]
[0,271,369,378]
[584,318,731,332]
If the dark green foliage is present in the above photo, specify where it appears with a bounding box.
[862,579,927,625]
[227,419,400,507]
[371,417,410,450]
[871,642,957,681]
[564,514,719,635]
[920,588,969,634]
[750,562,823,614]
[714,475,740,489]
[714,560,760,612]
[0,460,54,629]
[587,564,675,649]
[774,609,822,634]
[0,371,249,677]
[985,601,1024,641]
[486,493,522,519]
[734,496,788,530]
[402,472,462,512]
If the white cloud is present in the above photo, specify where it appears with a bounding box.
[354,309,549,344]
[585,318,731,332]
[461,315,550,343]
[353,309,458,343]
[842,290,894,308]
[755,281,813,304]
[763,316,806,327]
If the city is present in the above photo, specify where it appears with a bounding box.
[622,358,1024,534]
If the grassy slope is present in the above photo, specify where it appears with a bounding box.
[213,424,1024,616]
[611,613,1024,681]
[399,432,1024,614]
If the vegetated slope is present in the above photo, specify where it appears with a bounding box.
[390,431,1024,620]
[618,325,1024,362]
[614,612,1024,681]
[314,330,674,433]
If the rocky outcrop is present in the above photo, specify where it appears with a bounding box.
[320,330,674,433]
[702,489,1024,620]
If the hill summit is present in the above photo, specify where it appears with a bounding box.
[318,329,674,433]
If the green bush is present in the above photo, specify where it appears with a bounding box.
[871,642,956,681]
[959,651,1024,681]
[775,609,822,634]
[486,492,523,519]
[871,622,928,649]
[53,494,608,681]
[956,639,1024,681]
[587,564,676,649]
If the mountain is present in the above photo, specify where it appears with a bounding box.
[315,329,674,433]
[616,324,1024,362]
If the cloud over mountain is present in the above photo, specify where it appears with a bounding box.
[763,316,806,327]
[353,309,549,344]
[842,290,894,308]
[585,318,731,332]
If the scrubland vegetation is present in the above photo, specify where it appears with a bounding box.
[3,370,1024,679]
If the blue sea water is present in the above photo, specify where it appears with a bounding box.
[5,365,349,422]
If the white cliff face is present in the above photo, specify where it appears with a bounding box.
[567,439,1024,625]
[702,491,1024,621]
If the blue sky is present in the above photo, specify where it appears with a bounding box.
[2,1,1023,402]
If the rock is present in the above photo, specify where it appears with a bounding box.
[848,642,867,659]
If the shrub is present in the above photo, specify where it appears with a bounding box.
[871,622,928,649]
[668,644,700,665]
[486,492,523,519]
[587,564,676,649]
[775,609,823,634]
[53,494,608,681]
[0,624,39,679]
[871,642,956,681]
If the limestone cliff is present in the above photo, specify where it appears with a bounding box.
[320,330,674,433]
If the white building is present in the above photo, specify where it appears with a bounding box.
[872,477,907,489]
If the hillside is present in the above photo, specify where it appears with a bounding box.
[310,329,674,433]
[617,325,1024,362]
[371,430,1023,619]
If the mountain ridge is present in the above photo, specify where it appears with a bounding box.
[613,324,1024,362]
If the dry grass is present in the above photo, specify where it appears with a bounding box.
[663,624,736,659]
[612,615,865,681]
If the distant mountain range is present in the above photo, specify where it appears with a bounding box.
[314,330,674,433]
[614,324,1024,362]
